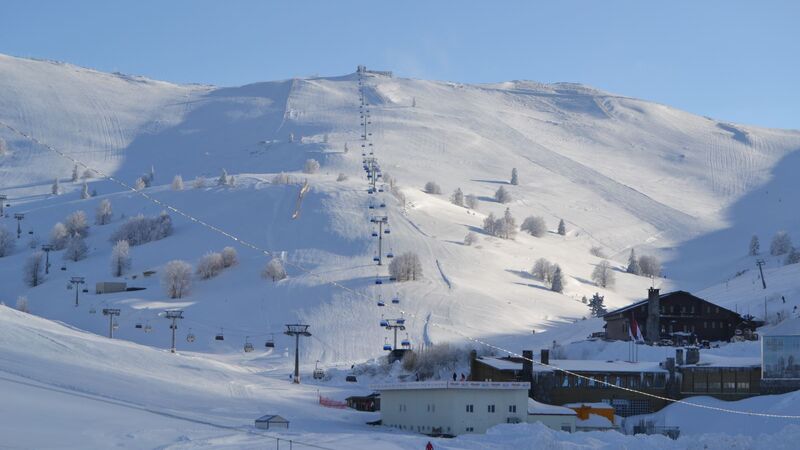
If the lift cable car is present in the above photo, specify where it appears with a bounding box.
[186,328,196,343]
[243,336,254,353]
[215,328,225,341]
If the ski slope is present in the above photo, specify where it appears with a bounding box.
[2,52,800,367]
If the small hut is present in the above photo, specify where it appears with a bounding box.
[254,414,289,430]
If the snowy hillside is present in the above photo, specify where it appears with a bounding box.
[2,52,800,369]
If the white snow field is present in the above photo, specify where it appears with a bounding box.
[2,53,800,447]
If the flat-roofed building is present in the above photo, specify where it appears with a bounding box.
[373,381,529,436]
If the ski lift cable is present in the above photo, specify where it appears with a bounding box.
[8,102,798,420]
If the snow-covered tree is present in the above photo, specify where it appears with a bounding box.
[483,213,498,236]
[557,219,566,236]
[65,211,89,237]
[749,235,760,256]
[464,232,478,246]
[303,159,320,174]
[51,178,61,195]
[0,227,14,257]
[110,240,131,277]
[80,181,90,199]
[336,173,348,182]
[591,260,615,288]
[638,255,661,278]
[109,212,172,246]
[63,233,88,262]
[786,247,800,266]
[16,296,29,313]
[494,185,511,203]
[71,165,79,182]
[193,176,206,189]
[389,252,423,282]
[172,175,184,191]
[344,142,349,153]
[551,265,565,293]
[510,168,519,186]
[424,181,442,195]
[134,177,147,190]
[532,258,555,284]
[498,208,517,239]
[50,222,70,250]
[521,216,547,237]
[626,249,641,275]
[263,257,287,282]
[162,260,192,298]
[588,293,607,317]
[196,252,224,279]
[228,175,236,186]
[770,231,792,256]
[221,246,238,268]
[289,132,295,143]
[23,251,45,287]
[465,194,479,210]
[217,168,228,186]
[450,188,464,206]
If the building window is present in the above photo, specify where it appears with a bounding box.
[509,405,517,413]
[466,427,474,432]
[488,404,495,413]
[711,322,716,329]
[466,404,474,413]
[737,381,750,392]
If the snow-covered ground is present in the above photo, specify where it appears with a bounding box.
[3,53,800,447]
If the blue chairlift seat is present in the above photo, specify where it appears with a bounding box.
[371,231,378,237]
[373,256,380,262]
[396,318,405,325]
[384,229,391,234]
[383,344,392,351]
[392,296,400,304]
[380,319,389,327]
[402,339,410,347]
[375,278,383,285]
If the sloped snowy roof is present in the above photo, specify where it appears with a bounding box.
[478,356,666,373]
[603,290,732,317]
[372,381,530,391]
[681,354,760,368]
[478,357,524,371]
[528,398,577,416]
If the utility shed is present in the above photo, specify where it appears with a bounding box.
[95,282,127,294]
[254,415,289,430]
[374,381,530,436]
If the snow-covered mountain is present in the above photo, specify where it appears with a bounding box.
[2,53,800,367]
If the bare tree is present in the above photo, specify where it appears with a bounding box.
[71,165,79,182]
[110,240,131,277]
[521,216,547,237]
[0,227,14,257]
[162,260,192,298]
[464,232,478,246]
[465,194,479,210]
[95,199,113,225]
[494,186,511,203]
[110,212,172,246]
[532,258,555,286]
[336,173,348,182]
[172,175,184,191]
[771,231,793,256]
[303,159,320,174]
[81,181,91,199]
[217,168,229,186]
[196,252,224,279]
[63,234,88,262]
[638,255,661,278]
[263,257,287,282]
[51,178,61,195]
[221,246,238,268]
[24,251,45,287]
[389,252,423,282]
[591,260,615,288]
[424,181,442,195]
[589,246,606,258]
[135,177,147,190]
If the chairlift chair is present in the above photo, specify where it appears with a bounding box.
[392,294,400,304]
[375,278,383,285]
[396,318,405,325]
[389,276,397,282]
[373,256,380,262]
[135,322,143,329]
[402,334,411,348]
[112,320,119,331]
[61,265,67,271]
[186,329,196,343]
[215,328,225,341]
[244,337,254,353]
[384,229,391,234]
[371,231,378,237]
[383,338,392,351]
[265,334,275,348]
[377,298,385,307]
[387,250,394,258]
[380,202,386,208]
[380,317,389,327]
[82,288,89,293]
[313,360,325,380]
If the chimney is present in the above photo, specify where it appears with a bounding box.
[522,350,533,381]
[675,348,684,366]
[540,349,550,366]
[645,287,661,343]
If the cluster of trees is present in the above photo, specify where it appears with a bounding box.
[751,232,800,266]
[464,231,478,246]
[50,211,90,251]
[71,165,95,182]
[531,258,564,292]
[217,169,235,187]
[389,252,423,282]
[196,247,238,279]
[109,211,172,246]
[135,166,156,190]
[483,208,516,239]
[272,172,295,185]
[626,249,661,278]
[24,252,46,287]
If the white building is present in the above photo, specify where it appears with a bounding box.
[373,381,529,436]
[527,398,577,432]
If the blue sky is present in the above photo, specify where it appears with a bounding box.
[1,1,798,129]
